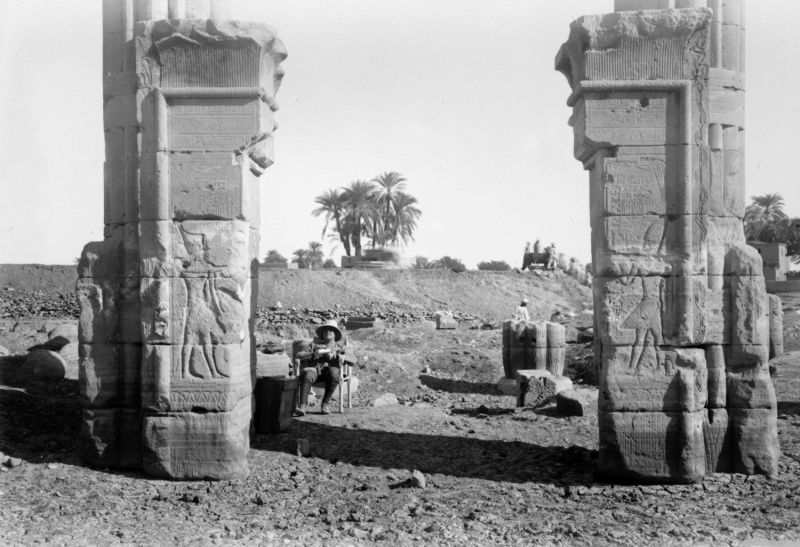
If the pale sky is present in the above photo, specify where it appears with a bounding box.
[1,1,798,268]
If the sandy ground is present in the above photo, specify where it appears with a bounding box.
[0,286,798,546]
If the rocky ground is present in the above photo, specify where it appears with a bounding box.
[0,275,798,546]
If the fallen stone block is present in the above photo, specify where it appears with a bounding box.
[345,317,386,331]
[370,393,398,407]
[256,351,292,378]
[47,323,78,343]
[16,350,66,383]
[436,314,457,330]
[516,370,573,407]
[557,389,598,416]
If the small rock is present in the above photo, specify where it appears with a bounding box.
[557,389,598,416]
[46,463,59,470]
[296,439,310,457]
[410,470,426,489]
[370,393,399,407]
[16,350,66,383]
[7,458,22,468]
[422,366,431,374]
[578,328,594,343]
[0,345,9,357]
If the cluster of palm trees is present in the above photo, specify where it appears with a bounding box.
[744,193,799,263]
[312,172,421,257]
[291,241,335,269]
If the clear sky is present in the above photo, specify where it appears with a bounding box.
[1,1,798,268]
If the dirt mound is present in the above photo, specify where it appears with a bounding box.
[258,269,592,322]
[1,264,592,324]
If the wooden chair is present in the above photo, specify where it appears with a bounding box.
[291,339,354,413]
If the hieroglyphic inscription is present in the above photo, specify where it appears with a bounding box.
[170,153,241,220]
[604,156,666,215]
[170,100,258,151]
[586,97,668,145]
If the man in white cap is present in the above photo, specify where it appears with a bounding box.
[514,298,530,321]
[295,319,347,415]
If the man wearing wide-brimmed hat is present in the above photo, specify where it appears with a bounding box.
[295,319,347,415]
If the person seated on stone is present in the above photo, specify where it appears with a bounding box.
[513,298,530,321]
[294,319,347,416]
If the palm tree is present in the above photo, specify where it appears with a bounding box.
[307,242,324,269]
[312,189,351,256]
[292,248,310,269]
[263,249,287,264]
[391,192,421,246]
[373,172,407,245]
[744,193,788,241]
[341,180,378,257]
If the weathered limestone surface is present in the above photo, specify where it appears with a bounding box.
[556,1,778,482]
[77,0,286,479]
[768,294,783,359]
[502,320,566,379]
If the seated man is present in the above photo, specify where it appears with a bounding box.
[295,319,347,416]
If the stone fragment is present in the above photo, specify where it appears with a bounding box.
[369,393,398,407]
[0,345,10,357]
[16,350,66,383]
[410,469,426,489]
[296,439,310,457]
[516,370,573,407]
[436,313,457,330]
[557,389,598,416]
[47,324,78,343]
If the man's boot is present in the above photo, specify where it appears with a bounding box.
[320,401,331,415]
[295,405,306,417]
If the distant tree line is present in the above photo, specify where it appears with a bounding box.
[263,245,336,269]
[744,193,799,263]
[313,172,421,257]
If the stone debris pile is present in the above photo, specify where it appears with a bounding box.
[0,289,79,319]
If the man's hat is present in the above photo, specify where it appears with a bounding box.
[316,319,343,342]
[521,298,529,304]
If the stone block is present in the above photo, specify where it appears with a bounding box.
[516,369,572,407]
[345,317,386,330]
[730,275,768,346]
[139,220,253,278]
[79,343,141,408]
[77,277,141,344]
[48,324,78,343]
[598,410,706,483]
[140,276,250,345]
[81,408,142,469]
[142,396,251,480]
[436,314,457,330]
[728,408,779,476]
[16,350,66,383]
[599,346,707,412]
[726,363,776,409]
[557,389,598,416]
[140,342,253,413]
[256,351,291,378]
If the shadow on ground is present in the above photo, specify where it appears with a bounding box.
[253,420,596,487]
[418,374,500,395]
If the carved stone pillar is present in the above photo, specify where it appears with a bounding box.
[78,0,286,480]
[556,0,777,483]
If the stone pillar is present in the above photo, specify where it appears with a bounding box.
[78,0,286,480]
[556,1,777,483]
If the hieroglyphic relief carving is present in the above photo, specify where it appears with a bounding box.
[557,2,777,482]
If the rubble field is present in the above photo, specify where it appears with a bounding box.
[0,265,799,546]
